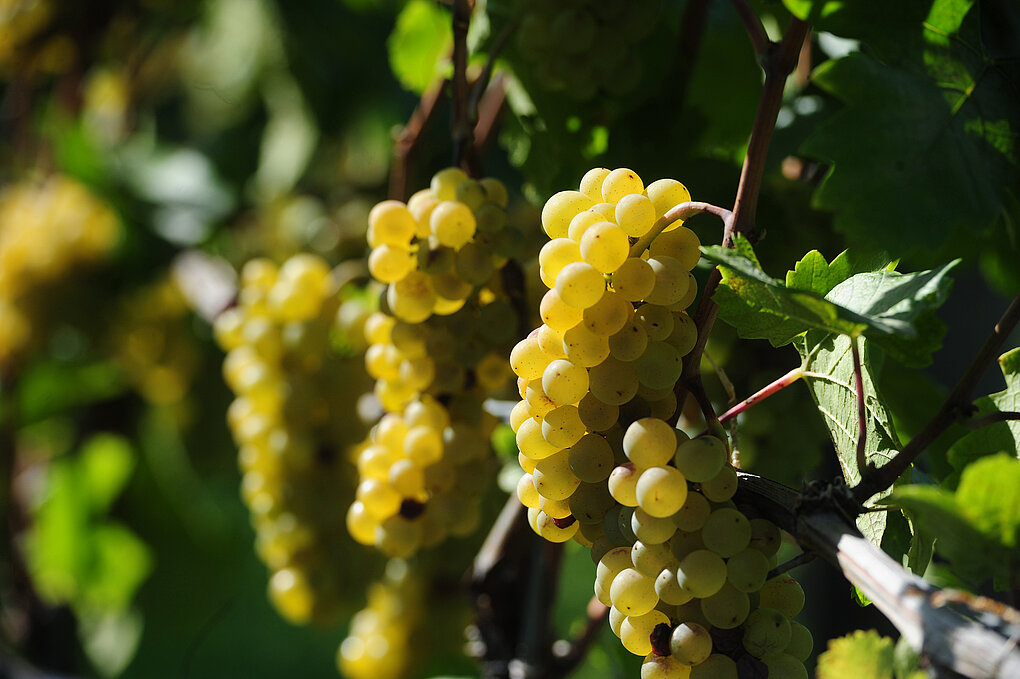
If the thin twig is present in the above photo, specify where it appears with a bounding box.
[731,0,771,58]
[851,335,870,478]
[964,411,1020,429]
[767,551,816,580]
[630,201,733,258]
[718,366,805,424]
[450,0,474,170]
[854,294,1020,503]
[704,349,737,405]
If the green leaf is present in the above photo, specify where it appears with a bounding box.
[387,0,452,94]
[817,629,895,679]
[890,454,1020,585]
[948,347,1020,471]
[18,360,125,425]
[84,524,153,611]
[798,10,1019,260]
[78,435,135,514]
[705,239,958,365]
[795,331,901,544]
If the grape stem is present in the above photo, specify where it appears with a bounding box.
[731,0,770,58]
[851,335,871,480]
[737,471,1020,679]
[964,410,1020,429]
[765,551,815,580]
[853,294,1020,503]
[717,366,805,424]
[629,201,733,259]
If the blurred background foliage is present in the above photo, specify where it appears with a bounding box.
[0,0,1016,677]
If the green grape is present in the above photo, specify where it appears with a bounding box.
[510,335,550,380]
[649,226,701,271]
[635,303,675,341]
[347,500,379,546]
[624,417,679,468]
[577,392,620,431]
[387,270,437,323]
[568,434,615,483]
[762,653,807,679]
[569,481,615,524]
[636,465,688,518]
[416,240,455,274]
[368,244,414,283]
[556,261,606,309]
[602,168,644,203]
[542,358,589,405]
[540,288,585,331]
[758,577,805,617]
[646,257,690,306]
[655,565,692,606]
[430,167,468,200]
[567,208,607,242]
[666,310,698,357]
[749,518,782,556]
[368,200,416,247]
[647,393,678,422]
[403,425,443,466]
[701,508,751,557]
[612,257,656,301]
[532,450,580,500]
[376,515,424,558]
[542,404,586,448]
[528,507,578,543]
[676,550,726,598]
[726,548,770,593]
[634,341,683,391]
[579,167,610,202]
[610,323,649,367]
[539,237,582,288]
[641,653,693,679]
[562,323,611,367]
[431,270,473,301]
[597,546,636,605]
[700,464,737,502]
[616,193,657,238]
[474,202,507,233]
[454,241,495,285]
[537,324,568,359]
[631,507,677,545]
[388,458,426,497]
[454,178,486,211]
[670,622,712,666]
[589,356,640,406]
[700,582,749,629]
[631,540,674,577]
[583,290,632,336]
[675,272,698,310]
[516,472,540,509]
[785,621,813,662]
[479,177,508,207]
[689,654,737,679]
[579,220,630,273]
[539,494,572,520]
[610,567,659,616]
[430,200,476,249]
[616,506,638,544]
[608,462,641,507]
[543,190,595,239]
[646,178,692,222]
[516,416,559,460]
[620,609,669,656]
[742,607,791,658]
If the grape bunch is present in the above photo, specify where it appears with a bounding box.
[509,168,810,677]
[338,559,424,679]
[347,168,518,558]
[0,175,119,368]
[512,0,660,100]
[215,254,372,624]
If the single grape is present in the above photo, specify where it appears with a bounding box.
[645,257,690,306]
[700,464,737,502]
[543,190,595,239]
[631,540,673,577]
[784,621,813,661]
[610,567,659,616]
[541,404,586,448]
[670,622,712,666]
[689,654,737,679]
[616,193,657,238]
[568,434,615,483]
[742,607,791,658]
[623,417,679,468]
[583,290,632,336]
[726,548,770,593]
[699,583,749,629]
[533,450,581,500]
[556,261,606,309]
[430,200,477,249]
[636,465,688,518]
[620,609,670,656]
[580,221,630,273]
[635,304,675,341]
[540,288,584,331]
[758,577,805,617]
[608,462,641,507]
[589,356,640,406]
[646,179,692,222]
[676,550,726,598]
[577,392,620,431]
[579,167,610,202]
[631,507,677,545]
[762,653,807,679]
[701,507,751,558]
[641,653,692,679]
[612,257,656,301]
[749,518,782,556]
[634,341,683,391]
[602,168,644,203]
[542,358,589,405]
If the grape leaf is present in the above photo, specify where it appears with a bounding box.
[948,347,1020,471]
[789,0,1020,260]
[795,331,901,544]
[387,0,452,94]
[817,629,895,679]
[704,239,958,365]
[890,454,1020,585]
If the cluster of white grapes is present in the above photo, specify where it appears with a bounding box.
[215,254,371,624]
[348,169,517,558]
[510,169,810,678]
[513,0,659,99]
[337,560,423,679]
[0,175,119,367]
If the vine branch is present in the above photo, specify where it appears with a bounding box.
[854,294,1020,503]
[851,335,870,478]
[731,0,770,58]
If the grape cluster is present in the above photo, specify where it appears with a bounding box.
[513,0,659,100]
[510,169,810,677]
[337,559,423,679]
[348,168,517,558]
[0,175,118,368]
[215,254,372,624]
